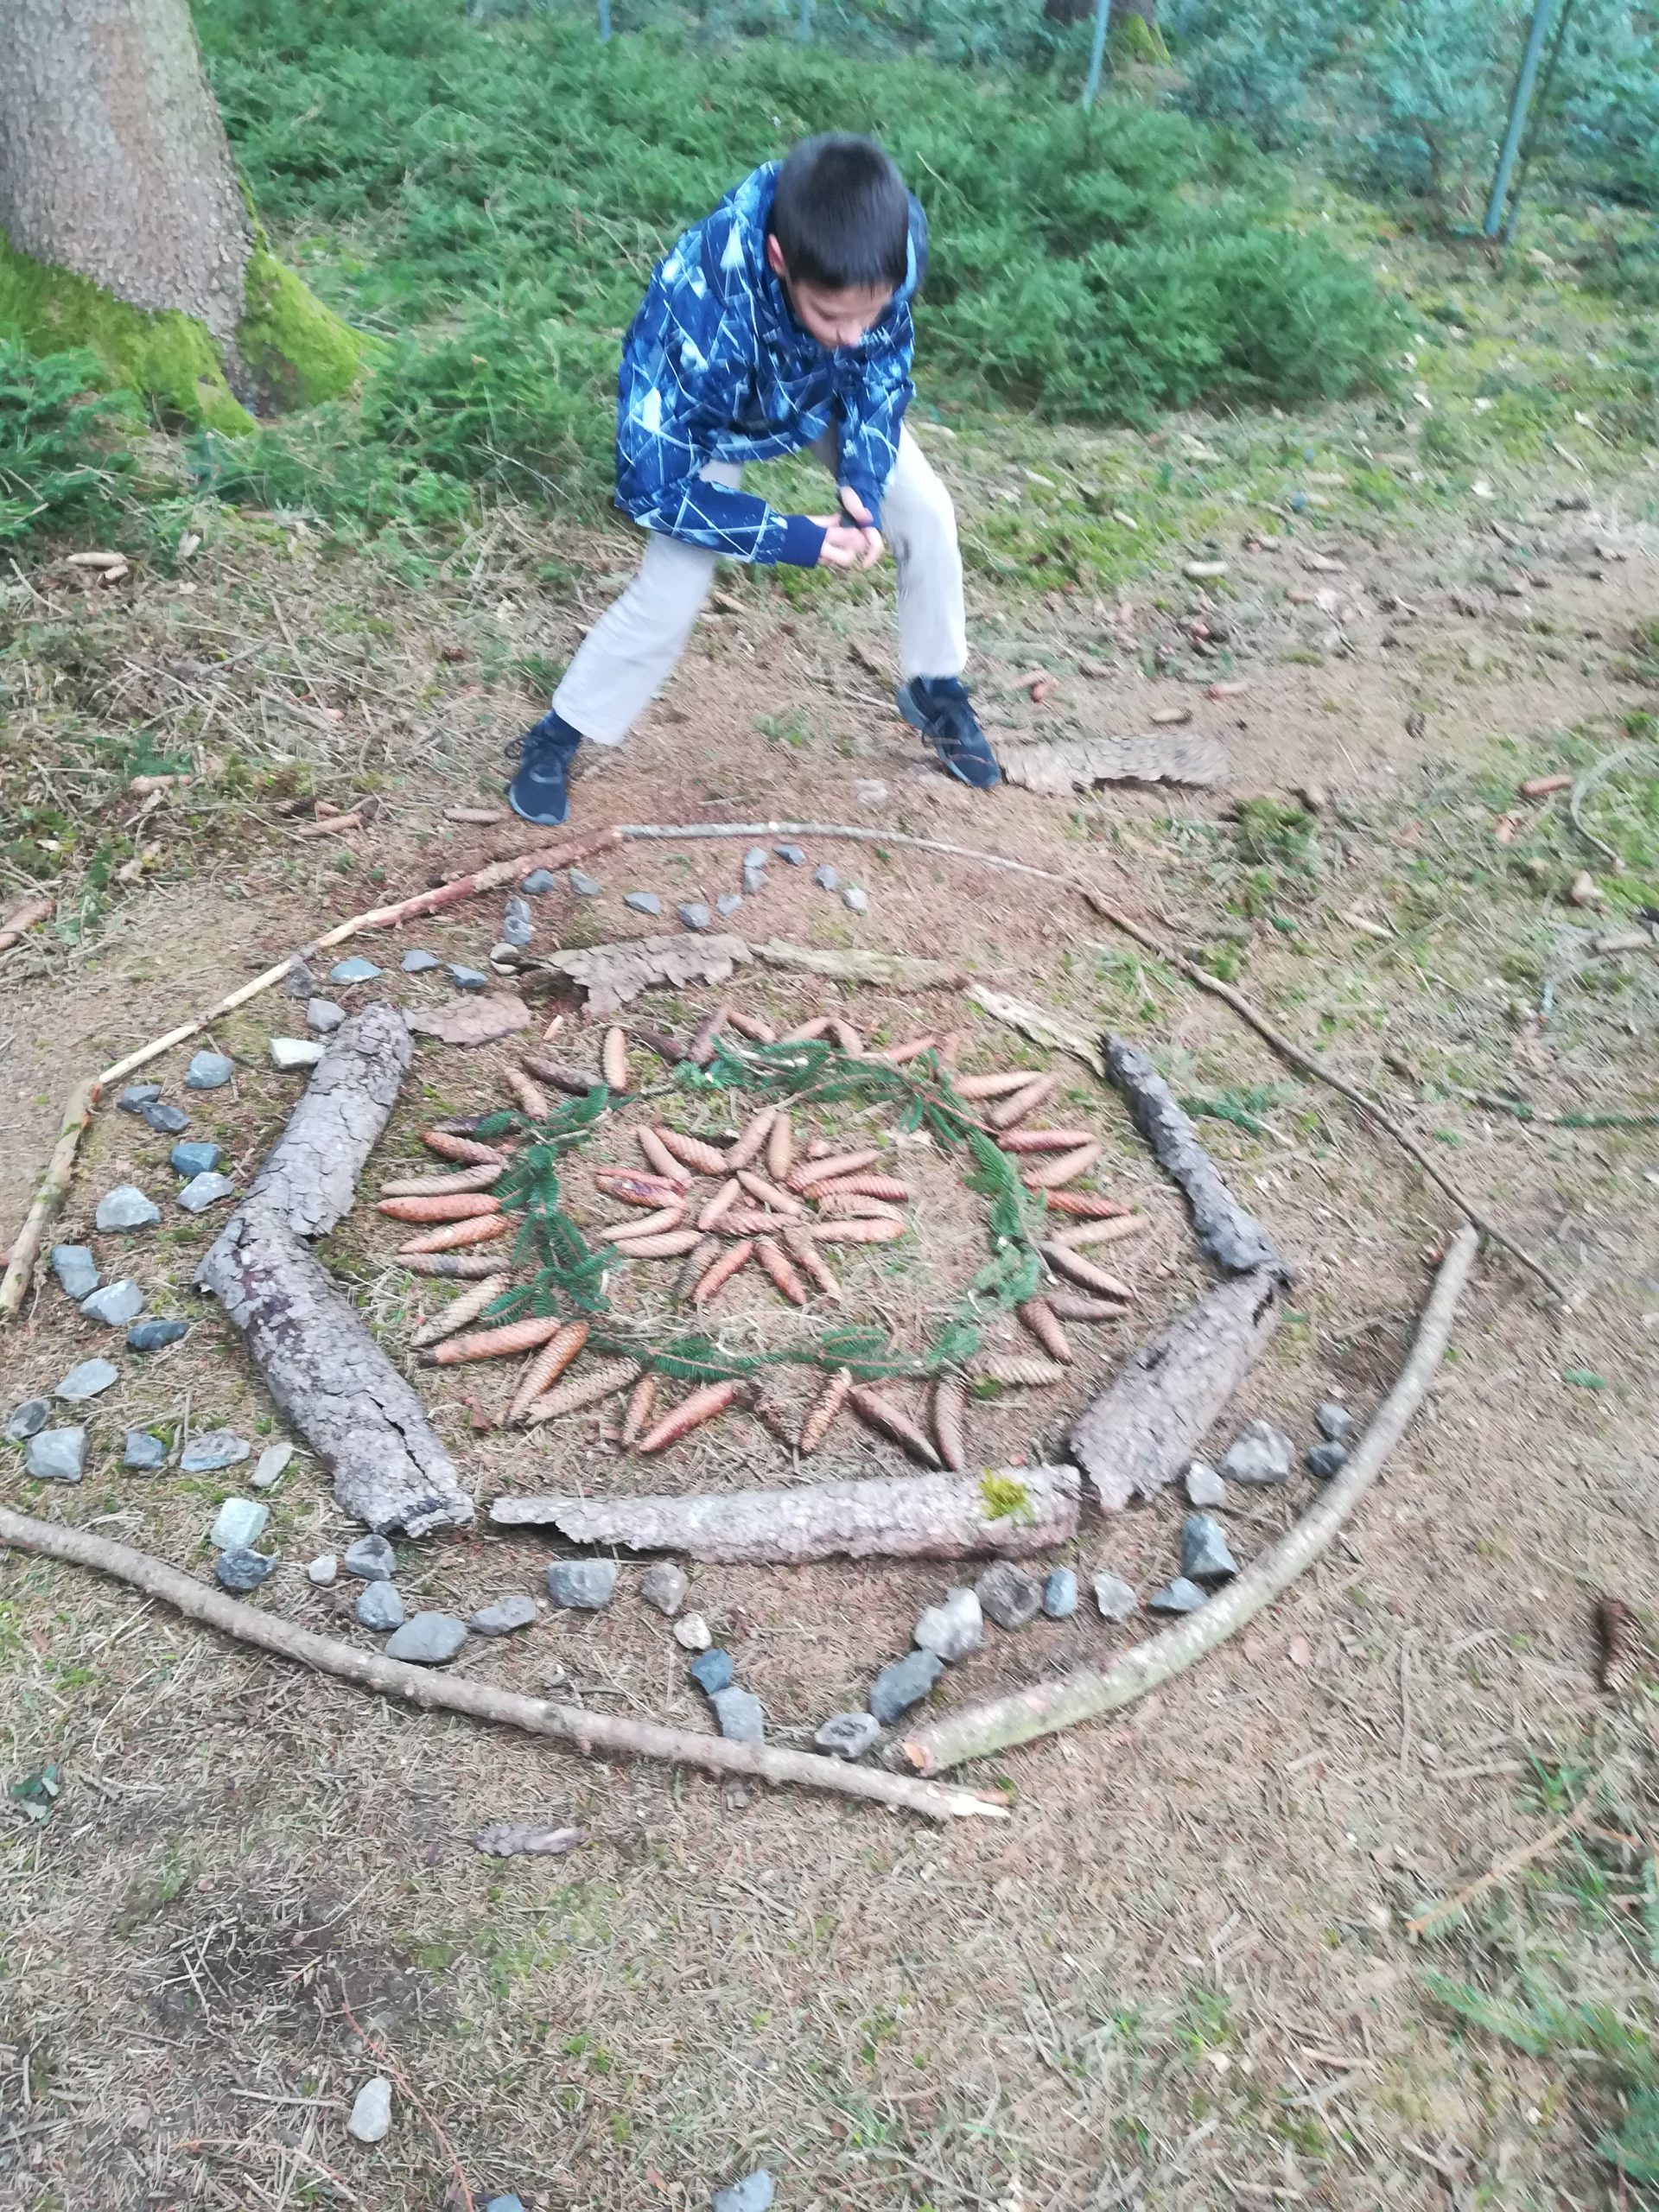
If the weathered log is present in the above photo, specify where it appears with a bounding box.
[489,1464,1080,1563]
[196,1006,474,1538]
[1070,1268,1282,1510]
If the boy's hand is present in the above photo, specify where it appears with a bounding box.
[809,515,880,570]
[836,486,886,569]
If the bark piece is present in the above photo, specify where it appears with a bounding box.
[1070,1268,1282,1511]
[491,1464,1082,1563]
[1001,734,1225,797]
[753,941,975,990]
[245,999,410,1239]
[539,932,752,1018]
[407,993,532,1047]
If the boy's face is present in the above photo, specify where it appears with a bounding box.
[766,234,892,352]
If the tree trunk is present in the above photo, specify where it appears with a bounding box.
[1046,0,1093,29]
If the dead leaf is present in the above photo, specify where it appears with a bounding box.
[540,932,752,1018]
[474,1822,586,1858]
[408,992,533,1046]
[1288,1635,1313,1669]
[0,893,53,953]
[999,734,1225,797]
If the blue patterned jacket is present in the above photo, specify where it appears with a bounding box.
[614,161,925,567]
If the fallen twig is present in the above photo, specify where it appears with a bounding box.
[1405,1754,1622,1938]
[0,1505,1004,1822]
[899,1226,1479,1774]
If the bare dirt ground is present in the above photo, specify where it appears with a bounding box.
[2,463,1657,2209]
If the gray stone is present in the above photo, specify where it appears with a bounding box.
[546,1559,617,1610]
[96,1185,160,1232]
[170,1141,221,1177]
[344,1534,397,1582]
[712,2174,773,2212]
[215,1548,277,1593]
[118,1084,162,1113]
[124,1429,167,1469]
[743,845,769,872]
[1220,1418,1294,1487]
[1307,1440,1349,1479]
[287,960,318,1000]
[776,843,806,865]
[1043,1567,1079,1618]
[842,886,869,913]
[715,892,742,918]
[519,868,557,893]
[356,1581,404,1630]
[26,1428,86,1483]
[672,1611,712,1651]
[56,1357,118,1403]
[128,1319,187,1352]
[81,1279,145,1326]
[448,964,488,992]
[639,1560,687,1617]
[688,1648,734,1695]
[402,949,441,973]
[1316,1401,1353,1442]
[502,895,534,947]
[484,2198,526,2212]
[139,1100,190,1135]
[5,1397,50,1442]
[186,1051,235,1090]
[177,1171,237,1213]
[913,1586,982,1662]
[1148,1576,1207,1615]
[812,863,840,892]
[470,1593,537,1637]
[386,1611,468,1665]
[180,1429,251,1473]
[677,901,711,932]
[1181,1513,1238,1584]
[976,1560,1042,1631]
[815,1712,881,1761]
[251,1443,293,1489]
[709,1686,765,1743]
[569,868,602,898]
[51,1246,99,1299]
[1185,1459,1226,1508]
[741,860,767,895]
[328,957,382,985]
[623,891,662,917]
[346,2075,391,2145]
[307,997,346,1035]
[270,1037,326,1071]
[307,1553,338,1586]
[869,1649,944,1725]
[211,1497,269,1551]
[1093,1573,1138,1623]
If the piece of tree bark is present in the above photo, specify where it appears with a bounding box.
[1070,1269,1282,1510]
[490,1464,1080,1562]
[753,941,977,992]
[196,1006,474,1537]
[900,1227,1479,1775]
[0,1504,1004,1824]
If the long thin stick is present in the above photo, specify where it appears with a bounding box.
[0,1505,1004,1822]
[899,1226,1480,1775]
[1405,1754,1620,1938]
[0,1076,99,1311]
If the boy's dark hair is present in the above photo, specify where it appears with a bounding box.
[768,134,910,293]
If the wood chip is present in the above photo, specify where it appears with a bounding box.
[1001,734,1225,796]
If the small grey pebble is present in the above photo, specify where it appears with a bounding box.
[1185,1459,1226,1508]
[913,1586,982,1662]
[1220,1417,1294,1486]
[469,1593,537,1637]
[81,1279,145,1327]
[215,1548,277,1593]
[180,1429,250,1473]
[356,1581,405,1630]
[502,895,534,947]
[252,1443,293,1489]
[546,1559,617,1610]
[307,1553,338,1586]
[677,901,711,931]
[270,1037,325,1071]
[569,868,602,898]
[842,886,869,913]
[211,1497,269,1550]
[5,1397,50,1442]
[976,1559,1042,1631]
[812,862,840,892]
[448,964,488,992]
[1181,1513,1238,1584]
[484,2198,527,2212]
[344,1534,397,1582]
[689,1648,734,1695]
[776,844,806,865]
[639,1561,687,1616]
[815,1712,880,1762]
[117,1084,162,1112]
[715,891,742,918]
[712,2174,773,2212]
[1316,1401,1353,1442]
[169,1141,220,1177]
[56,1357,119,1403]
[95,1185,160,1232]
[186,1050,235,1090]
[741,861,767,895]
[402,949,441,972]
[869,1649,944,1725]
[124,1430,168,1470]
[1043,1567,1079,1618]
[1093,1573,1138,1623]
[346,2075,391,2145]
[743,846,769,869]
[328,956,381,985]
[177,1171,237,1214]
[623,891,663,916]
[1149,1576,1208,1615]
[287,960,318,1000]
[709,1686,765,1743]
[27,1428,87,1483]
[51,1246,100,1299]
[519,868,557,894]
[128,1319,187,1352]
[307,997,346,1035]
[672,1611,712,1651]
[1307,1440,1349,1479]
[387,1612,468,1666]
[139,1100,190,1135]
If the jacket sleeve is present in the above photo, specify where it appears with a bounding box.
[833,322,915,531]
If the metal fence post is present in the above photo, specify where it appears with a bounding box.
[798,0,811,41]
[1081,0,1109,108]
[1484,0,1555,236]
[597,0,613,39]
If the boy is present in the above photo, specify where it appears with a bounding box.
[506,131,1000,826]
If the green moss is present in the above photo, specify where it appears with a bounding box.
[235,242,369,410]
[979,1472,1033,1523]
[1110,7,1170,64]
[0,233,251,433]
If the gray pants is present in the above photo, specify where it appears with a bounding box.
[555,426,967,747]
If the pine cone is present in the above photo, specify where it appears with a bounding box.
[1595,1593,1643,1694]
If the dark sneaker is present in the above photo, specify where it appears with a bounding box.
[897,677,1001,790]
[506,711,582,827]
